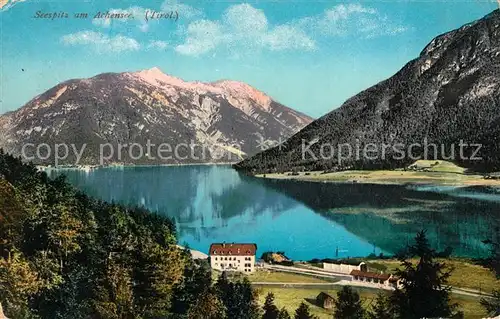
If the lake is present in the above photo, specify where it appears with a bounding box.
[47,165,500,260]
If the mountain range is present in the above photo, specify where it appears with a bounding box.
[235,9,500,173]
[0,67,312,165]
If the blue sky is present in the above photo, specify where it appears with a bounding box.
[0,0,498,118]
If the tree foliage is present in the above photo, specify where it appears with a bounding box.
[170,256,212,318]
[187,288,226,319]
[0,151,218,318]
[293,302,316,319]
[277,307,291,319]
[262,292,280,319]
[481,230,500,279]
[333,286,365,319]
[367,292,395,319]
[0,250,42,318]
[215,272,261,319]
[391,230,461,319]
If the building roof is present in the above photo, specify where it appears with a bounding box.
[350,270,391,280]
[317,292,335,300]
[210,243,257,256]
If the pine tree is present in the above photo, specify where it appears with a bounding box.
[333,286,365,319]
[263,292,280,319]
[277,307,291,319]
[482,229,500,278]
[136,242,186,318]
[216,273,260,319]
[392,230,461,319]
[47,205,83,271]
[367,292,395,319]
[294,302,316,319]
[101,261,134,318]
[0,250,42,318]
[480,289,500,317]
[187,288,226,319]
[170,259,212,317]
[238,277,261,319]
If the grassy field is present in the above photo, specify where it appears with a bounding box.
[249,258,497,318]
[409,160,466,174]
[257,160,500,186]
[256,287,374,319]
[362,258,500,294]
[248,270,335,283]
[256,286,488,319]
[217,269,336,284]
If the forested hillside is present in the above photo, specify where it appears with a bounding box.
[0,150,259,319]
[235,9,500,174]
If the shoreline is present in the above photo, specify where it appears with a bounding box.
[36,161,238,171]
[254,169,500,188]
[39,162,500,187]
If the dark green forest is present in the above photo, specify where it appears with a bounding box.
[0,150,262,319]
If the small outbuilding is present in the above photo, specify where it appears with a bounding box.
[316,292,335,309]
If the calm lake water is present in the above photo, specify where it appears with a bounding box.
[47,165,500,260]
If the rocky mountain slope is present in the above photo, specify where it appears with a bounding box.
[0,68,312,165]
[235,9,500,173]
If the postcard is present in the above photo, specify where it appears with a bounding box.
[1,0,499,318]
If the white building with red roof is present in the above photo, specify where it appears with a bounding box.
[209,243,257,273]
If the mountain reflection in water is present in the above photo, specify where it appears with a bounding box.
[48,166,499,259]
